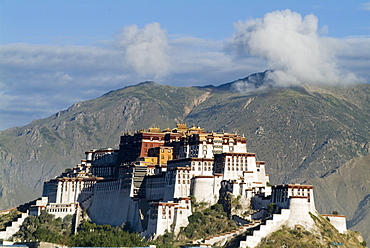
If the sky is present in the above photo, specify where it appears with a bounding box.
[1,0,370,130]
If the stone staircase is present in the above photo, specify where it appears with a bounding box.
[233,214,251,225]
[239,209,290,248]
[0,211,29,240]
[195,218,262,247]
[200,225,250,246]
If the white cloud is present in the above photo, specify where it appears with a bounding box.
[226,10,361,89]
[0,17,369,130]
[0,27,257,130]
[360,2,370,10]
[118,23,171,79]
[0,44,131,130]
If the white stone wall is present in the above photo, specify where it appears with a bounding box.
[246,155,257,172]
[243,171,256,183]
[219,153,264,181]
[167,158,212,176]
[173,202,191,234]
[192,176,221,205]
[54,179,96,204]
[322,215,347,233]
[240,209,291,248]
[272,185,315,211]
[163,168,192,201]
[172,207,189,234]
[173,169,192,199]
[223,157,244,180]
[86,148,118,165]
[233,142,247,153]
[29,197,49,216]
[153,203,176,237]
[286,197,316,230]
[255,163,269,185]
[144,198,191,238]
[45,203,76,219]
[190,160,214,176]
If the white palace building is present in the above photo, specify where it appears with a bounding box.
[29,124,347,247]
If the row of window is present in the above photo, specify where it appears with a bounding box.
[178,179,190,184]
[47,208,72,213]
[227,166,243,171]
[62,182,83,192]
[227,157,246,162]
[92,167,112,176]
[191,161,212,166]
[192,166,213,171]
[179,173,190,179]
[161,155,172,160]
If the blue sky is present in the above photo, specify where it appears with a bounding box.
[1,0,370,130]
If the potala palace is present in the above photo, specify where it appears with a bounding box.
[1,124,348,247]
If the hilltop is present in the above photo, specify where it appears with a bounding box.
[0,73,369,242]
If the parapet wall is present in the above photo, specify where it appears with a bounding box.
[322,215,347,234]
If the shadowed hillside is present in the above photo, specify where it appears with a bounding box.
[309,154,370,244]
[0,74,369,242]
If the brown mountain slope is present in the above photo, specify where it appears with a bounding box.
[0,78,369,242]
[309,154,370,243]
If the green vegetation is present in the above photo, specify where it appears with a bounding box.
[12,211,147,247]
[9,206,368,248]
[255,224,366,248]
[230,213,367,248]
[152,230,178,248]
[181,203,236,240]
[68,220,146,247]
[11,203,236,248]
[231,195,243,211]
[151,203,238,248]
[189,195,209,212]
[13,211,72,244]
[267,203,275,214]
[255,226,320,248]
[0,209,21,230]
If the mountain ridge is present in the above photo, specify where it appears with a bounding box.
[0,73,369,242]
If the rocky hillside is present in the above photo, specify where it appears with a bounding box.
[0,82,212,209]
[251,216,367,248]
[309,154,370,244]
[0,73,369,242]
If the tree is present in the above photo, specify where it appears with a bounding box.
[67,220,147,247]
[13,211,72,243]
[268,203,276,214]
